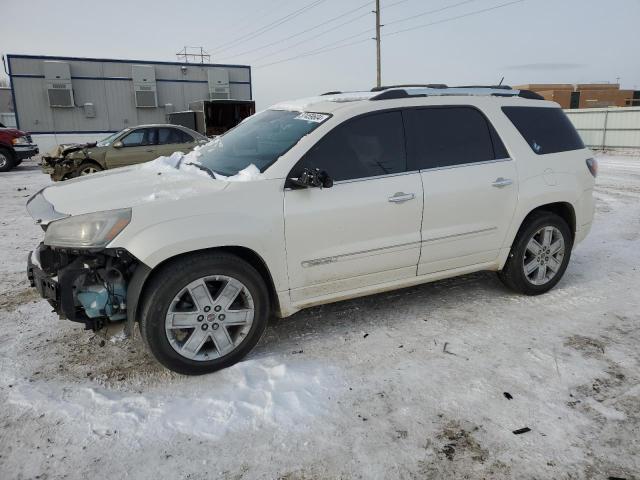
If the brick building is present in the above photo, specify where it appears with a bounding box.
[514,83,640,109]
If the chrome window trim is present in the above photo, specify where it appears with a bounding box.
[418,157,512,173]
[284,170,420,190]
[285,158,512,189]
[333,170,420,185]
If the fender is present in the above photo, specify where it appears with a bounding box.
[499,173,579,268]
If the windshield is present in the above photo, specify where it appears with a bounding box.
[97,129,128,147]
[195,109,330,176]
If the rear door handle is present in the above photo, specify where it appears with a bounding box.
[388,192,415,203]
[145,149,155,153]
[492,177,513,188]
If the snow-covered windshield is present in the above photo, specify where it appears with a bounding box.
[97,129,128,147]
[196,110,330,177]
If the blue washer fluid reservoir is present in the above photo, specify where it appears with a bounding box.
[76,273,127,321]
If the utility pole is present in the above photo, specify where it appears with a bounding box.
[375,0,382,88]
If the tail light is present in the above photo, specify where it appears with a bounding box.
[586,158,598,178]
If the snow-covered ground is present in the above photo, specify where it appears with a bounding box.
[1,154,639,479]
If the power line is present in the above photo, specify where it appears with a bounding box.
[210,0,329,55]
[244,12,373,63]
[256,37,372,69]
[220,0,415,62]
[385,0,481,27]
[218,1,373,60]
[255,0,525,69]
[384,0,525,37]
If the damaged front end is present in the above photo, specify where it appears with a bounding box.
[26,190,147,333]
[27,244,138,331]
[41,142,97,181]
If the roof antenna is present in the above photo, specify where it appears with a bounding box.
[498,76,505,86]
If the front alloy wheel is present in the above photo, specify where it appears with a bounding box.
[140,253,270,375]
[165,275,255,361]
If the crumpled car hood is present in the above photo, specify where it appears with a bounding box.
[41,162,227,216]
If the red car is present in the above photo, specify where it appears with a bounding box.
[0,123,39,172]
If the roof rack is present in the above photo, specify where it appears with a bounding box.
[368,85,545,101]
[371,84,448,92]
[320,91,343,96]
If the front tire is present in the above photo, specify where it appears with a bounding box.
[0,148,15,172]
[139,253,270,375]
[76,161,103,176]
[498,211,573,295]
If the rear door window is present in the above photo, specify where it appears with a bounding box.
[502,106,584,154]
[295,111,406,182]
[158,127,191,145]
[404,107,505,170]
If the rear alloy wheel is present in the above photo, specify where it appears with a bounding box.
[498,211,573,295]
[0,148,15,172]
[77,162,102,176]
[140,253,270,375]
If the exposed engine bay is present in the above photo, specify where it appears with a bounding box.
[27,243,137,331]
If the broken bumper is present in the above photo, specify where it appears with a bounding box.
[40,159,76,181]
[14,144,39,161]
[27,249,59,308]
[27,243,138,331]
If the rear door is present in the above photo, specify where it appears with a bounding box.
[106,127,159,168]
[156,127,197,157]
[404,106,518,274]
[284,111,424,303]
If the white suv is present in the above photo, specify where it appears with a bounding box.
[26,85,596,374]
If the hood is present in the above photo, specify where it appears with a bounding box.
[0,128,27,138]
[41,157,227,216]
[46,141,99,159]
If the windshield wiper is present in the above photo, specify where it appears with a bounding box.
[185,162,218,179]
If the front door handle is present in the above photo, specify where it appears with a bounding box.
[145,149,155,153]
[492,177,513,188]
[388,192,415,203]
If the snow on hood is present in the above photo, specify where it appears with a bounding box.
[41,147,265,216]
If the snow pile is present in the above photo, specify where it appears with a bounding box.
[7,358,339,441]
[215,163,262,182]
[140,145,264,183]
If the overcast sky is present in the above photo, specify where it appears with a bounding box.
[2,0,639,109]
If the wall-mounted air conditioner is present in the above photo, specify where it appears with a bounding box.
[132,65,158,108]
[207,68,231,100]
[44,61,74,108]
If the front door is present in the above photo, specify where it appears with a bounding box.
[284,111,424,303]
[106,127,159,169]
[403,106,518,274]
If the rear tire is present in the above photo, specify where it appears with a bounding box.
[0,148,15,172]
[498,211,573,295]
[139,252,270,375]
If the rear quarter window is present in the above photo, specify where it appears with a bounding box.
[502,106,584,155]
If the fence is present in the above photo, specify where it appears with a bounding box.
[565,107,640,150]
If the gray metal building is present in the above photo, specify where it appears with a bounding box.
[7,54,252,149]
[0,87,16,127]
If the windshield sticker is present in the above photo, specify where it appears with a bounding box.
[295,112,329,123]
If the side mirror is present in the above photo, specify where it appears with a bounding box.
[289,167,333,189]
[113,141,124,149]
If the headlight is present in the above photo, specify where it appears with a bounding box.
[11,137,29,145]
[44,208,131,248]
